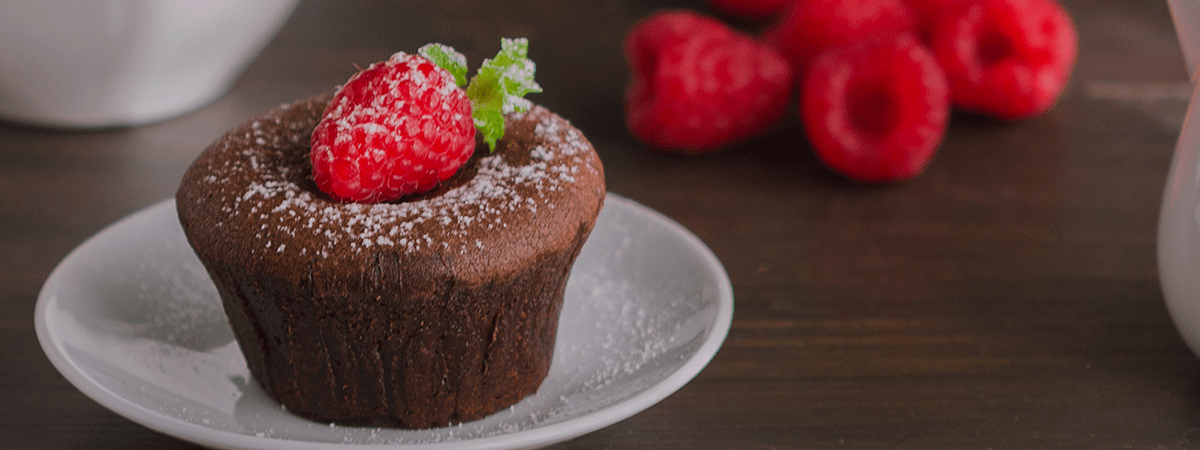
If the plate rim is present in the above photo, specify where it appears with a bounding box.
[34,193,734,450]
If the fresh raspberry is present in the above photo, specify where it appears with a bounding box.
[929,0,1076,120]
[624,10,792,153]
[801,34,950,182]
[705,0,795,21]
[311,53,475,203]
[764,0,919,78]
[311,39,541,204]
[903,0,971,42]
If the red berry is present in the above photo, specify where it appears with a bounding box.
[706,0,795,21]
[903,0,971,42]
[929,0,1077,120]
[764,0,919,78]
[311,52,476,203]
[802,34,950,183]
[624,10,792,153]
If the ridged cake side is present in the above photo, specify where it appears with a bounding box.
[176,95,605,428]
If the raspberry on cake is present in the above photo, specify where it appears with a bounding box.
[309,52,475,203]
[175,40,605,429]
[311,39,542,203]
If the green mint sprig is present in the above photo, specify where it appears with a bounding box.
[417,43,468,87]
[418,38,542,152]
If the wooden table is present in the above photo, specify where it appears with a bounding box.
[4,0,1198,448]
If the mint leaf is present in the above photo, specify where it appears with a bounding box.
[473,110,506,154]
[418,43,468,87]
[465,38,542,151]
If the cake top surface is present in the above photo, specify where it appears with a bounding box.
[176,95,605,283]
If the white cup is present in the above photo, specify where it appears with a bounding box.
[0,0,299,128]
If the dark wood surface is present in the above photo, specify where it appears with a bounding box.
[3,0,1198,448]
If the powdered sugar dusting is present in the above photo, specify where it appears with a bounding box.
[199,104,599,260]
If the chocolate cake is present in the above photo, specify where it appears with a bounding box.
[175,94,605,428]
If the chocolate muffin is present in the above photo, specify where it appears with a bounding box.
[175,94,605,428]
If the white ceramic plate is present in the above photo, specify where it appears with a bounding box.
[35,194,733,450]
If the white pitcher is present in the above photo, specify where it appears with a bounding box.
[1160,0,1200,357]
